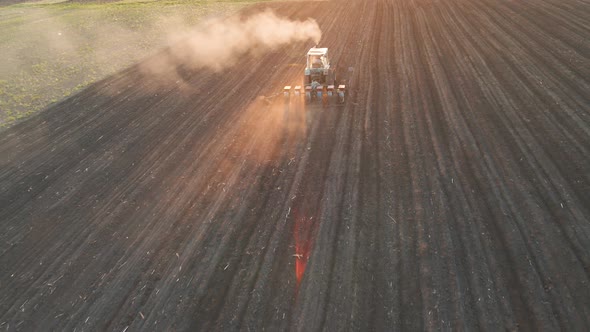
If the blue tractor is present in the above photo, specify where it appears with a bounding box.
[284,47,345,104]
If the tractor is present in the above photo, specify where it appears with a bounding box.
[284,47,345,104]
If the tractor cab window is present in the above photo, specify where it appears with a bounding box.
[310,55,323,68]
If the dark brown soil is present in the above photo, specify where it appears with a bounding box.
[1,0,589,330]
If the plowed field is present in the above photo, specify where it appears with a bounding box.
[1,0,589,330]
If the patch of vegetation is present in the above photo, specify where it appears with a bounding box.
[0,0,270,129]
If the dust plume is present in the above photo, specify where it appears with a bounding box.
[0,5,321,127]
[148,9,322,73]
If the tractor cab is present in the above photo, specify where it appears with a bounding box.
[304,47,332,86]
[305,47,330,71]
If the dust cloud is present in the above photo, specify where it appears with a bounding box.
[0,6,321,126]
[143,9,322,74]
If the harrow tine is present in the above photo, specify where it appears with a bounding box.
[337,85,346,104]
